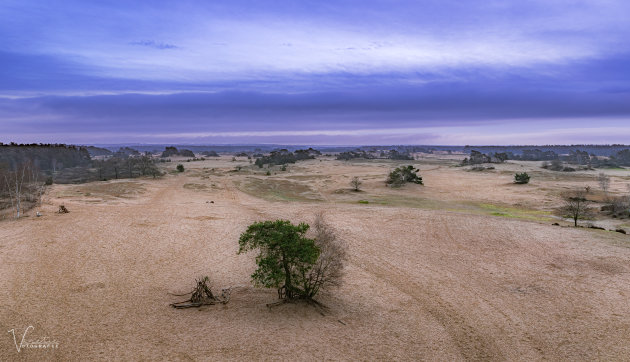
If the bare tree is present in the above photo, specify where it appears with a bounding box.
[598,172,610,197]
[300,213,347,298]
[125,158,136,178]
[561,190,593,227]
[550,159,563,171]
[2,161,42,218]
[137,155,154,176]
[350,176,362,192]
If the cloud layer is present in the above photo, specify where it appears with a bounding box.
[1,0,629,144]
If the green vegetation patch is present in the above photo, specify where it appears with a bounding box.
[346,194,451,210]
[236,177,323,202]
[62,181,146,199]
[183,183,210,191]
[476,203,553,221]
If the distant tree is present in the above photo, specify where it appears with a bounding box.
[561,190,593,227]
[125,158,137,178]
[350,176,362,191]
[201,150,219,157]
[603,196,630,218]
[336,149,375,161]
[256,148,318,167]
[386,165,423,187]
[494,152,508,163]
[514,172,530,184]
[161,146,179,158]
[238,220,320,300]
[137,155,160,177]
[179,149,195,158]
[598,172,610,196]
[549,158,563,171]
[386,150,414,160]
[176,164,185,172]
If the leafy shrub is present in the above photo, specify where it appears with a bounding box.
[386,165,423,187]
[176,164,185,172]
[238,216,346,300]
[350,176,362,191]
[238,220,320,300]
[514,172,530,184]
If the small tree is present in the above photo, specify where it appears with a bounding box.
[300,213,347,298]
[598,172,610,196]
[176,164,185,172]
[514,172,530,184]
[386,165,423,187]
[125,157,137,178]
[561,190,593,227]
[550,159,563,171]
[2,161,43,218]
[350,176,362,191]
[238,220,320,300]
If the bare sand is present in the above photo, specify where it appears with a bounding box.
[1,156,630,360]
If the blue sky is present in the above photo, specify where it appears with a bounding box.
[1,0,629,145]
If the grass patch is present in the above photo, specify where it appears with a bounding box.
[285,175,330,181]
[183,183,210,191]
[236,177,323,202]
[61,181,145,199]
[343,194,454,210]
[477,203,553,221]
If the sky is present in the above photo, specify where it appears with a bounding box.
[1,0,630,145]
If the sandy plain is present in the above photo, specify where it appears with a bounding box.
[1,155,630,360]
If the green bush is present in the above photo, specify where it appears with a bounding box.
[176,164,185,172]
[514,172,530,184]
[386,165,423,187]
[238,216,346,300]
[238,220,319,300]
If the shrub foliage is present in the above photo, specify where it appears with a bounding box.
[238,220,319,299]
[238,216,346,300]
[386,165,423,187]
[514,172,530,184]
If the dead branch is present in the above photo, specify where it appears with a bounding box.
[170,276,231,309]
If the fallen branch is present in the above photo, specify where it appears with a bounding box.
[170,276,231,309]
